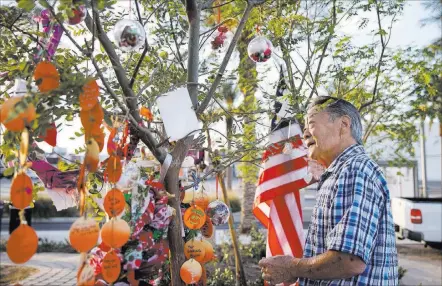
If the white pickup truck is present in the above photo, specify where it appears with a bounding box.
[392,197,442,249]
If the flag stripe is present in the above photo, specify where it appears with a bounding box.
[270,202,294,256]
[258,157,308,185]
[268,124,303,144]
[274,195,304,257]
[262,139,304,162]
[268,218,284,256]
[285,192,306,251]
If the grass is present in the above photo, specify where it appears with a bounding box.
[0,265,39,285]
[3,198,79,218]
[0,238,76,254]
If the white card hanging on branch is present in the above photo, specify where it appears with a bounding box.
[156,87,200,142]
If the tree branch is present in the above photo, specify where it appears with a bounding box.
[197,2,256,115]
[359,0,387,112]
[186,0,200,109]
[305,0,337,107]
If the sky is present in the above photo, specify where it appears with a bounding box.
[2,1,440,158]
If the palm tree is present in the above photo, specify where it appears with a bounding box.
[221,82,238,190]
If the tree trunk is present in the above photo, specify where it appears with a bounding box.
[237,28,259,234]
[239,181,256,233]
[226,116,233,190]
[166,138,193,286]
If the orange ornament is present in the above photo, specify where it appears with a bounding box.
[79,80,100,111]
[101,218,130,248]
[0,96,36,132]
[200,240,214,264]
[183,205,206,230]
[194,195,209,210]
[84,138,100,172]
[80,103,104,133]
[104,188,126,217]
[184,239,206,263]
[102,251,121,283]
[201,216,214,239]
[40,123,57,147]
[69,217,100,253]
[77,260,96,286]
[86,126,105,152]
[10,173,33,209]
[140,106,153,121]
[33,61,60,93]
[180,259,202,284]
[106,155,122,183]
[6,224,38,264]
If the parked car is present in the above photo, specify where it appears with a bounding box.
[392,197,442,249]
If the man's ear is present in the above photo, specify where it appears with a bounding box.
[341,115,351,132]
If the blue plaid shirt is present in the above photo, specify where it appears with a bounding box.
[300,144,398,286]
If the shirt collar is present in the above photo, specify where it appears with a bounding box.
[324,144,365,174]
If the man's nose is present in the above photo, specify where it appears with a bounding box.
[303,128,311,140]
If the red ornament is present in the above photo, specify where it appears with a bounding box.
[40,123,57,147]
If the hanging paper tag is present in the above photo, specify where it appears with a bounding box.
[159,153,172,183]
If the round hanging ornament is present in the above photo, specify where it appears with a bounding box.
[183,205,206,230]
[101,251,121,283]
[206,200,230,226]
[69,217,100,253]
[10,172,33,209]
[184,239,206,263]
[101,218,131,248]
[7,223,38,264]
[247,36,273,63]
[113,19,146,52]
[200,239,215,264]
[180,259,202,284]
[103,188,126,217]
[211,26,231,52]
[0,96,36,132]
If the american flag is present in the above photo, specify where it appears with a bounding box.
[253,68,311,260]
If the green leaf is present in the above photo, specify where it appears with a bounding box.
[18,0,36,11]
[3,167,15,177]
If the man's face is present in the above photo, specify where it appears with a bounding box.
[303,107,342,163]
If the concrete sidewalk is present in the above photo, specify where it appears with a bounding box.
[0,252,79,286]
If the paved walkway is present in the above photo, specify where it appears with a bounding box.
[0,252,79,285]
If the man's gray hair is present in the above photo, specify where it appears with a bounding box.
[307,96,363,144]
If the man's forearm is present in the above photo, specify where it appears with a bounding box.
[292,250,366,281]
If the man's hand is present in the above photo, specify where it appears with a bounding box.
[259,255,299,285]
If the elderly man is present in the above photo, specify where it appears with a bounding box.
[259,96,398,285]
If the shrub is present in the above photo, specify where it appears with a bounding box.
[207,268,235,286]
[240,224,266,260]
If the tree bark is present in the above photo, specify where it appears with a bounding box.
[226,116,233,190]
[166,138,193,286]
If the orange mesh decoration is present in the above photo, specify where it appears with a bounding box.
[101,218,130,248]
[184,239,206,263]
[84,138,100,172]
[77,258,96,286]
[103,188,125,217]
[194,195,209,210]
[6,224,38,264]
[33,62,60,93]
[106,155,122,183]
[102,251,121,283]
[183,205,206,230]
[69,217,100,253]
[0,97,36,132]
[180,259,202,284]
[200,240,214,264]
[10,173,33,209]
[86,126,105,152]
[80,103,104,134]
[79,80,100,111]
[40,123,57,147]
